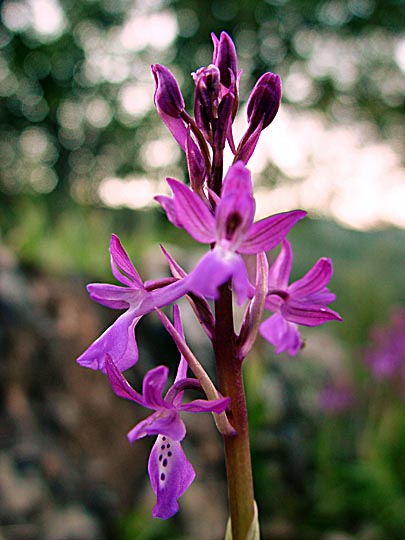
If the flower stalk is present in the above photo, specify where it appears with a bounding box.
[214,284,255,540]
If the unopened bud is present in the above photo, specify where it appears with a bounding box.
[193,64,221,140]
[246,72,281,131]
[152,64,185,118]
[211,31,238,89]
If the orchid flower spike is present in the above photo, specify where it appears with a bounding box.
[260,239,342,355]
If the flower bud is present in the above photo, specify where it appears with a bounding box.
[151,64,187,150]
[151,64,185,118]
[211,31,238,90]
[193,64,221,140]
[246,72,281,131]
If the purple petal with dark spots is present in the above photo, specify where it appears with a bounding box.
[148,435,195,519]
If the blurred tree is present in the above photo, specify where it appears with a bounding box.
[0,0,404,270]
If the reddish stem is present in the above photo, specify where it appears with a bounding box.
[214,284,255,540]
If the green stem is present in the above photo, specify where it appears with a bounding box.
[214,284,255,540]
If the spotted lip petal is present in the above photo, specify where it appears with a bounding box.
[148,435,195,519]
[128,410,186,442]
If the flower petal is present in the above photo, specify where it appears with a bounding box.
[110,234,143,287]
[260,313,302,355]
[216,190,255,248]
[187,248,249,304]
[239,210,306,254]
[166,178,215,243]
[86,283,141,310]
[148,435,195,519]
[154,195,182,228]
[288,257,334,299]
[179,396,230,414]
[105,354,144,404]
[76,310,140,373]
[268,239,293,291]
[128,410,186,442]
[282,299,342,327]
[142,366,169,409]
[221,160,253,199]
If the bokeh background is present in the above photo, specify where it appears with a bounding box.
[1,1,405,539]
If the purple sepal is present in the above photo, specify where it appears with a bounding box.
[240,210,306,254]
[165,178,215,243]
[282,299,342,327]
[149,435,195,519]
[154,194,182,228]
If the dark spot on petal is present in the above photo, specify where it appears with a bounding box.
[159,454,163,461]
[162,437,166,441]
[225,212,242,240]
[161,445,165,450]
[162,458,168,467]
[160,473,165,481]
[167,443,171,448]
[168,451,172,457]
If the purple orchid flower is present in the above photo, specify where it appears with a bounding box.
[76,234,189,373]
[105,320,229,519]
[156,161,306,304]
[260,239,342,355]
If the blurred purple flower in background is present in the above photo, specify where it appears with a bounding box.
[364,308,405,397]
[319,384,356,415]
